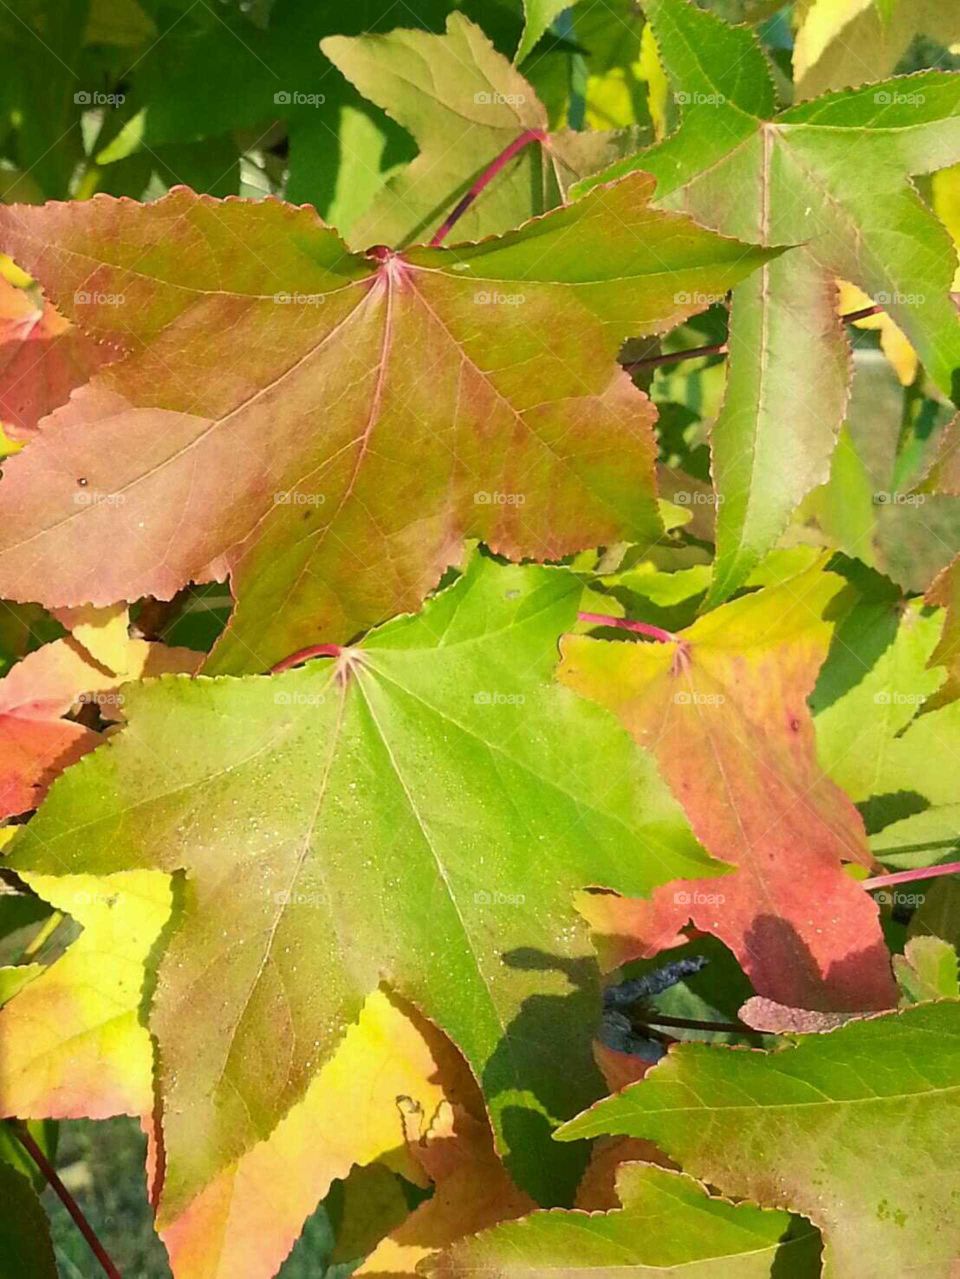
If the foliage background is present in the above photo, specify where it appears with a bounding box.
[2,0,960,1274]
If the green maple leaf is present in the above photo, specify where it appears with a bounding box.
[0,175,773,673]
[580,0,960,603]
[560,1001,960,1279]
[516,0,576,63]
[436,1164,821,1278]
[795,0,960,99]
[5,556,720,1215]
[323,15,643,249]
[812,595,946,803]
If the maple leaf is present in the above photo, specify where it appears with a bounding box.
[0,872,171,1119]
[0,632,200,818]
[435,1163,821,1278]
[812,595,946,801]
[559,1002,960,1279]
[893,936,959,1002]
[0,863,529,1279]
[516,0,576,63]
[0,859,522,1279]
[351,1021,534,1279]
[920,423,960,709]
[794,0,960,99]
[927,556,960,711]
[0,275,111,442]
[558,564,899,1011]
[159,990,514,1279]
[4,557,721,1215]
[323,15,641,249]
[0,177,774,673]
[579,0,960,602]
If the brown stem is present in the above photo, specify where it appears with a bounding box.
[623,340,728,373]
[8,1121,122,1279]
[622,304,888,373]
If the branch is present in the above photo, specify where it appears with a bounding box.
[623,339,728,373]
[8,1121,122,1279]
[622,303,888,373]
[577,611,678,643]
[430,128,548,246]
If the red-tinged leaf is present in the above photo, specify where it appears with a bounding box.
[0,633,201,817]
[559,565,898,1012]
[157,990,509,1279]
[353,1041,534,1279]
[0,181,774,672]
[0,276,112,441]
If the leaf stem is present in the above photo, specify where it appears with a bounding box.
[7,1120,122,1279]
[577,611,678,643]
[863,860,960,891]
[271,644,342,674]
[622,303,888,373]
[430,128,548,246]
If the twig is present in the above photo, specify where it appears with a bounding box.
[271,644,342,674]
[622,303,888,373]
[8,1121,122,1279]
[623,340,728,373]
[577,611,677,643]
[430,128,548,246]
[863,860,960,891]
